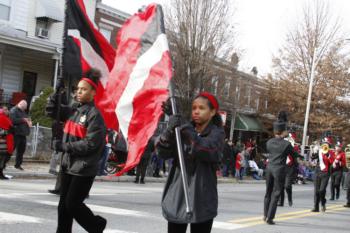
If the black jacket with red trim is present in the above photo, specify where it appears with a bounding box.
[59,101,106,177]
[156,122,225,224]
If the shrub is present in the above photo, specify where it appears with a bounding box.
[29,87,54,128]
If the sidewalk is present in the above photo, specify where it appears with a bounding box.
[3,159,264,184]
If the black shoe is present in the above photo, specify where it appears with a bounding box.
[311,208,319,212]
[329,197,335,201]
[288,200,293,207]
[277,203,284,207]
[140,180,145,184]
[262,216,267,221]
[336,194,340,200]
[48,189,60,195]
[0,174,9,180]
[15,166,24,171]
[134,179,139,184]
[96,216,107,233]
[321,205,326,212]
[343,204,350,208]
[266,219,275,225]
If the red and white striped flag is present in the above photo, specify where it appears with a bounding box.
[100,4,173,175]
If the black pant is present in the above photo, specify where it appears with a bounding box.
[168,219,213,233]
[57,172,105,233]
[280,165,294,205]
[264,167,285,221]
[330,170,342,199]
[14,135,26,167]
[314,171,330,209]
[135,157,149,181]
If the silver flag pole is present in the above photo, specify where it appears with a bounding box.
[169,81,192,215]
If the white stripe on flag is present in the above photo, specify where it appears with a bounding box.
[116,33,169,140]
[68,29,110,87]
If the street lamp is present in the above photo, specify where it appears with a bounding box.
[301,48,318,156]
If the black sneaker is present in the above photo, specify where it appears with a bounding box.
[140,180,145,184]
[288,200,293,207]
[321,205,326,212]
[343,204,350,208]
[0,174,9,180]
[266,219,275,225]
[311,208,319,212]
[15,166,24,171]
[48,189,60,195]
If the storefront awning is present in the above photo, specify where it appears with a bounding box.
[35,0,64,22]
[234,114,264,132]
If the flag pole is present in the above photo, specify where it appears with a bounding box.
[169,81,192,216]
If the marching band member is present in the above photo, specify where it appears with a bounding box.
[330,142,346,200]
[311,139,334,212]
[264,112,297,225]
[279,133,302,207]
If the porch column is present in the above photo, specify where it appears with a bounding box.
[52,53,59,89]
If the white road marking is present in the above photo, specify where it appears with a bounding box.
[213,221,246,230]
[36,200,161,219]
[0,211,43,224]
[104,230,138,233]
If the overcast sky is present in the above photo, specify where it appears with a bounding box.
[102,0,350,75]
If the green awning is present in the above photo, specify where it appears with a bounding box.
[234,114,264,132]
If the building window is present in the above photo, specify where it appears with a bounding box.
[35,19,50,39]
[235,81,240,103]
[100,28,112,42]
[211,76,218,95]
[223,79,230,98]
[0,0,11,21]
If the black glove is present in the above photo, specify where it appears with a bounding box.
[53,139,68,152]
[45,94,57,118]
[167,114,182,133]
[162,98,172,116]
[160,114,182,143]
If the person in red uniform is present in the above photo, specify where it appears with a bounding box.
[311,140,334,212]
[279,133,302,207]
[329,142,346,200]
[0,106,14,179]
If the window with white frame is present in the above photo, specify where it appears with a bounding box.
[223,79,230,98]
[235,81,240,102]
[100,28,112,42]
[211,76,219,95]
[0,0,11,21]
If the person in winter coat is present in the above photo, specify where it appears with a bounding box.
[235,152,244,181]
[9,100,31,170]
[156,92,225,233]
[134,137,155,184]
[264,112,297,225]
[0,106,14,179]
[46,68,107,233]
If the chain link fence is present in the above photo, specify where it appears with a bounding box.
[25,124,52,160]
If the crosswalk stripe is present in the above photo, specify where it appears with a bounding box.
[104,230,138,233]
[35,200,161,219]
[213,221,245,230]
[0,211,43,224]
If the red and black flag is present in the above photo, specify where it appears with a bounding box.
[63,0,115,91]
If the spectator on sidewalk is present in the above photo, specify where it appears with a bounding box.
[10,100,31,170]
[97,129,114,176]
[235,152,244,181]
[0,106,14,179]
[134,137,155,184]
[248,159,264,180]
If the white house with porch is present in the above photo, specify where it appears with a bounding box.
[0,0,96,106]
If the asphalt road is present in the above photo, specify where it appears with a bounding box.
[0,178,349,233]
